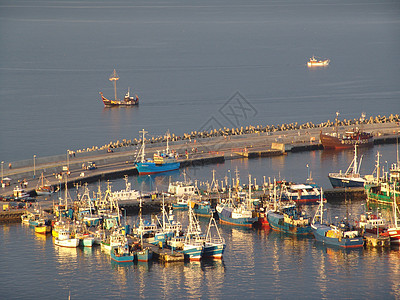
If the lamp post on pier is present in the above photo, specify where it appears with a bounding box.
[33,155,36,178]
[1,161,3,182]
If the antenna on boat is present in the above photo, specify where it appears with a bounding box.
[109,69,119,101]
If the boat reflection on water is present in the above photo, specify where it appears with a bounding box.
[54,245,78,264]
[313,241,363,266]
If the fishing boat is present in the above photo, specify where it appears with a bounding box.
[358,212,388,236]
[133,198,154,262]
[13,186,29,200]
[182,202,204,261]
[364,153,400,204]
[328,145,367,188]
[192,200,213,218]
[307,55,330,67]
[111,244,135,263]
[216,175,258,227]
[168,171,196,196]
[54,229,80,248]
[216,192,257,227]
[35,173,54,195]
[311,189,364,248]
[172,195,190,210]
[280,182,325,204]
[99,69,139,107]
[267,203,312,235]
[387,186,400,244]
[35,224,52,234]
[135,129,180,175]
[203,216,226,259]
[320,113,373,150]
[109,175,141,202]
[101,229,128,254]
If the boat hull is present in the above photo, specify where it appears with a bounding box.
[193,204,213,218]
[136,162,180,175]
[136,248,153,262]
[55,238,80,248]
[320,132,373,149]
[328,175,365,188]
[217,214,257,227]
[387,227,400,244]
[312,224,364,248]
[111,252,135,263]
[267,212,312,235]
[182,244,203,261]
[100,92,138,107]
[35,225,51,234]
[203,243,226,259]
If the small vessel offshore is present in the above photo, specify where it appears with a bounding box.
[320,112,373,149]
[99,69,139,107]
[307,55,330,67]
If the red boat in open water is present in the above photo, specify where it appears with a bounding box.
[99,69,139,107]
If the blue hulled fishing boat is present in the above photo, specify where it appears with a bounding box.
[182,202,204,261]
[192,200,213,218]
[267,204,312,235]
[203,216,226,259]
[215,176,258,227]
[311,189,364,248]
[111,244,135,263]
[135,129,180,175]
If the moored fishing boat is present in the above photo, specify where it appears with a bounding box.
[109,175,141,202]
[307,55,330,67]
[328,145,367,188]
[267,204,312,235]
[387,186,400,244]
[182,202,204,261]
[35,173,54,195]
[203,216,226,259]
[135,130,180,175]
[280,182,325,204]
[172,195,189,210]
[215,176,258,227]
[192,200,213,218]
[136,247,153,262]
[54,229,80,248]
[35,224,52,234]
[111,244,135,263]
[320,113,373,150]
[311,189,364,248]
[99,69,139,107]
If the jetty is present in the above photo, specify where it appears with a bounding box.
[1,117,399,200]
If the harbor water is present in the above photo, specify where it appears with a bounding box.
[1,0,400,299]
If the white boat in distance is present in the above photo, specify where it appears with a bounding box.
[307,55,330,67]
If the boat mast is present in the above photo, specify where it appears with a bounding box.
[139,129,147,163]
[335,111,340,137]
[376,152,381,183]
[109,69,119,101]
[248,174,252,210]
[166,131,170,154]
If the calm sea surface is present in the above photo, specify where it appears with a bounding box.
[1,0,400,299]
